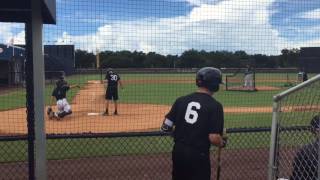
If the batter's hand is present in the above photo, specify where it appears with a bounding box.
[220,128,228,148]
[221,136,228,148]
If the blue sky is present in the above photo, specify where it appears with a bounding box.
[1,0,320,55]
[270,1,320,42]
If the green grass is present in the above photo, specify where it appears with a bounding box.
[0,74,99,111]
[0,72,317,163]
[0,72,303,110]
[2,129,315,163]
[0,90,26,110]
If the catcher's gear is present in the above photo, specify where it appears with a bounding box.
[196,67,223,92]
[47,107,55,119]
[56,79,67,88]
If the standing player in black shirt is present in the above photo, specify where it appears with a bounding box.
[161,67,227,180]
[103,68,123,116]
[48,76,79,119]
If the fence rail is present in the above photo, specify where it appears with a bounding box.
[268,74,320,180]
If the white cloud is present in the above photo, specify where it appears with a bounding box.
[295,38,320,48]
[186,0,219,6]
[172,0,220,6]
[0,23,25,45]
[3,0,314,55]
[57,0,286,55]
[189,0,270,23]
[300,8,320,19]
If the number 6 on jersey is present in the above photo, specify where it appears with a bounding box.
[184,102,201,124]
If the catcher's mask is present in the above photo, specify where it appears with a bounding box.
[196,67,223,92]
[310,115,320,134]
[56,76,67,87]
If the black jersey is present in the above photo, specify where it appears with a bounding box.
[166,92,224,152]
[105,73,120,87]
[52,85,70,100]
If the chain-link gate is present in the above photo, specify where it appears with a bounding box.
[269,74,320,180]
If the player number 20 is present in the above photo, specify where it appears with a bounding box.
[185,102,201,124]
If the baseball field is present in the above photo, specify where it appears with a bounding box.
[0,71,318,179]
[0,72,301,135]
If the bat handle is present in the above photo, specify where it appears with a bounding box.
[216,147,222,180]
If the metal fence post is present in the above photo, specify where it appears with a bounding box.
[268,101,280,180]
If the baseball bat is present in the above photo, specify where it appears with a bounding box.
[216,146,222,180]
[216,128,226,180]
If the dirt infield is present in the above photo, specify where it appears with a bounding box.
[0,80,266,135]
[0,80,318,135]
[226,85,282,91]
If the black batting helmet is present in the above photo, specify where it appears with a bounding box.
[310,115,320,134]
[196,67,223,92]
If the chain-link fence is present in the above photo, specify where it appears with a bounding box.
[0,129,272,180]
[1,0,320,179]
[269,74,320,180]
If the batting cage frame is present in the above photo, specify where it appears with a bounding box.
[224,68,299,92]
[268,74,320,180]
[225,68,257,91]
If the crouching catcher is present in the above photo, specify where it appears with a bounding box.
[47,76,80,120]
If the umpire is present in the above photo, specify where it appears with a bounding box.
[290,115,320,180]
[161,67,227,180]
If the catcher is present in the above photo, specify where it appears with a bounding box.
[47,76,80,120]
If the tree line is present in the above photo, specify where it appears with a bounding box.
[75,48,300,69]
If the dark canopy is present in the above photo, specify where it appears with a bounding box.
[0,0,56,24]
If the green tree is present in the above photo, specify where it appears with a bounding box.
[180,49,206,68]
[75,49,96,68]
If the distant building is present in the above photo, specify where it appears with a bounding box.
[0,44,75,85]
[299,47,320,73]
[44,45,75,75]
[0,44,25,85]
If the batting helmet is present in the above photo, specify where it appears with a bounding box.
[196,67,223,92]
[310,115,320,133]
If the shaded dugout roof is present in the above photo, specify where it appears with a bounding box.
[0,44,25,61]
[0,0,56,24]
